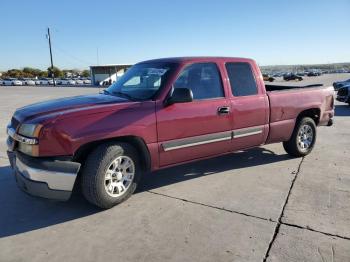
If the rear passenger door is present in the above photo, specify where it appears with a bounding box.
[156,62,232,166]
[225,62,269,151]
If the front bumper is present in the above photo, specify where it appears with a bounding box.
[7,151,81,201]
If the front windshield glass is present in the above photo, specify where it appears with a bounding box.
[106,62,176,101]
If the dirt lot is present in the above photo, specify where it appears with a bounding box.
[0,74,349,262]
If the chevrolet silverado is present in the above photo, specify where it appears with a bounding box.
[7,57,335,208]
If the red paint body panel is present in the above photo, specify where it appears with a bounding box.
[266,86,335,143]
[10,57,335,172]
[156,98,232,166]
[38,101,157,156]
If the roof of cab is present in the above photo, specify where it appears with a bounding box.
[139,56,256,65]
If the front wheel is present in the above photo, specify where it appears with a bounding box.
[81,142,141,208]
[283,117,316,157]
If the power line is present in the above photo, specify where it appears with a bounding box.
[51,44,94,67]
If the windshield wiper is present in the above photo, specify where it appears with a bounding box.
[111,91,138,101]
[101,89,136,100]
[101,89,111,95]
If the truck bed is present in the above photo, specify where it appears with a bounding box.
[265,84,334,143]
[265,84,323,92]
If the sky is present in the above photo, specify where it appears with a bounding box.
[1,0,349,70]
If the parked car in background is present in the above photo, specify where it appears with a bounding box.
[3,78,23,86]
[336,85,350,106]
[39,78,49,85]
[82,78,92,85]
[283,73,303,81]
[263,74,275,82]
[34,79,41,85]
[307,71,321,77]
[0,79,4,85]
[333,78,350,91]
[66,79,76,85]
[74,78,84,85]
[40,78,57,85]
[59,78,76,85]
[6,56,334,208]
[20,78,36,86]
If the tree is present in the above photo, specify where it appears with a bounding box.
[6,69,22,78]
[23,67,42,78]
[82,70,90,77]
[39,70,48,78]
[47,66,64,78]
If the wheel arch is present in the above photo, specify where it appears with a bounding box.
[73,136,152,172]
[296,108,320,125]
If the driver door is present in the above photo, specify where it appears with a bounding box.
[156,62,232,167]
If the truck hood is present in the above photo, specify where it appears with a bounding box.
[14,94,129,122]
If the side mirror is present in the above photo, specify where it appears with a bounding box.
[166,88,193,106]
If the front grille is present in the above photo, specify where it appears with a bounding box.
[337,88,348,96]
[11,117,20,130]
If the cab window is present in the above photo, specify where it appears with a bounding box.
[174,63,224,100]
[225,62,258,97]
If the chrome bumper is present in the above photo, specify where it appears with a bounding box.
[7,151,81,201]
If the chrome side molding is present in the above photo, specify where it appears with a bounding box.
[162,131,232,152]
[233,127,263,138]
[162,126,263,152]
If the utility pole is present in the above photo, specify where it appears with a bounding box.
[47,27,56,86]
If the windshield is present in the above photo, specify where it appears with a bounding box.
[105,62,176,101]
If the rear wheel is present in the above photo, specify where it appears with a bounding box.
[81,142,141,208]
[283,117,316,157]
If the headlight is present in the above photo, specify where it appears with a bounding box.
[18,123,42,137]
[7,126,39,145]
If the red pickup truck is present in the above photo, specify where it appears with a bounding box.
[7,57,335,208]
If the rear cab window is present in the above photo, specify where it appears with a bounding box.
[225,62,258,97]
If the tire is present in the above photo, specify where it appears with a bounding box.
[283,117,317,157]
[81,142,141,209]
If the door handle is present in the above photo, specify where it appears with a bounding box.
[217,106,230,115]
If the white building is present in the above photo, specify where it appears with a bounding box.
[90,64,132,86]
